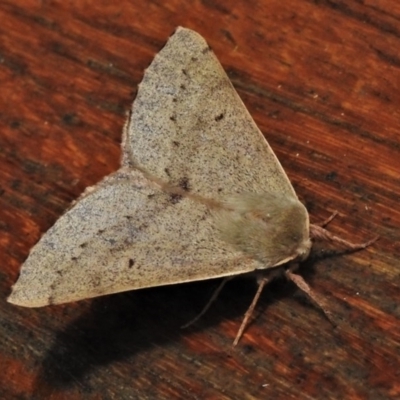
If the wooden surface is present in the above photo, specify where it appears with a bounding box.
[1,1,399,399]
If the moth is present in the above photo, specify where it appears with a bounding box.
[8,27,376,345]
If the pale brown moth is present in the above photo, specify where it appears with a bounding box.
[8,27,376,345]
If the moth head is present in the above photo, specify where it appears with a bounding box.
[216,192,311,268]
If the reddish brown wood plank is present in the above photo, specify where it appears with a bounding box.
[0,1,399,399]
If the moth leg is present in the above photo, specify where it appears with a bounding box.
[181,277,232,329]
[315,211,338,227]
[285,268,335,325]
[310,224,378,250]
[233,275,271,346]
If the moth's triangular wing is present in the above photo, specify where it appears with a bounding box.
[8,170,263,307]
[8,28,303,308]
[123,27,296,200]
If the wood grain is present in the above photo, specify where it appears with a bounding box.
[1,1,399,399]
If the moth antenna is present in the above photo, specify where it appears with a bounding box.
[310,224,379,250]
[285,269,335,326]
[181,277,232,329]
[315,211,339,227]
[233,275,271,346]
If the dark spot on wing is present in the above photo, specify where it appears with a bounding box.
[79,243,87,248]
[180,84,186,90]
[202,46,212,54]
[128,259,135,268]
[172,141,180,147]
[48,283,57,304]
[215,113,224,121]
[182,69,187,75]
[191,57,198,62]
[169,193,182,204]
[170,115,176,122]
[164,168,171,177]
[71,257,78,261]
[179,177,190,192]
[169,178,189,204]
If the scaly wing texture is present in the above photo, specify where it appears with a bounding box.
[8,169,264,307]
[123,27,296,200]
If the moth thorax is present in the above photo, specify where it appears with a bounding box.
[216,192,311,267]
